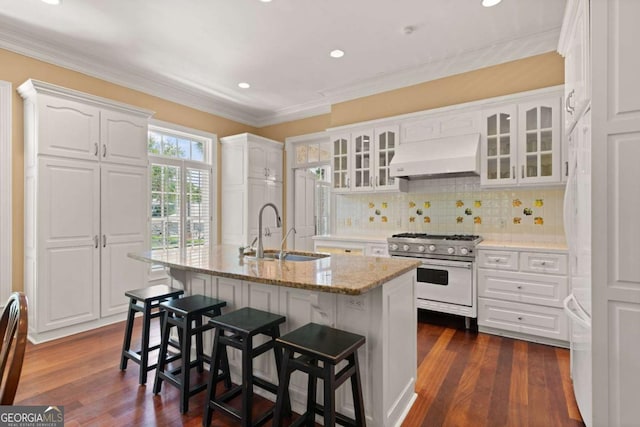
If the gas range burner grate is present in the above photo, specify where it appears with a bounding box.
[390,233,480,241]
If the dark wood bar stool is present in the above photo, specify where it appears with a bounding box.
[203,307,289,427]
[120,284,184,385]
[273,323,366,427]
[153,294,230,414]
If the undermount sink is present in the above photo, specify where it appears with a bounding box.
[244,251,329,262]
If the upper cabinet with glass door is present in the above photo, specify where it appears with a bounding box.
[331,134,350,192]
[481,106,517,186]
[481,95,562,187]
[330,125,407,193]
[518,98,561,184]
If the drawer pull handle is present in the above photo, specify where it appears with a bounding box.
[493,258,501,263]
[345,249,351,253]
[540,261,547,266]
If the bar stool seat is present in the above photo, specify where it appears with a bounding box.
[203,307,289,427]
[120,284,184,385]
[153,294,229,414]
[273,323,366,427]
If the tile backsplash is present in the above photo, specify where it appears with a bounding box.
[334,176,565,243]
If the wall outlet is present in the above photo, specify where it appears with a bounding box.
[347,297,366,311]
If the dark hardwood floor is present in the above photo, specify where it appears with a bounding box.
[14,312,585,426]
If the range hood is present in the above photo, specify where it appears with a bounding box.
[389,133,480,179]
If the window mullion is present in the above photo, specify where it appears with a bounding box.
[180,162,187,258]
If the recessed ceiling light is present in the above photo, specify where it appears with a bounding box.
[41,0,61,4]
[329,49,345,59]
[481,0,502,7]
[260,0,272,2]
[238,82,251,89]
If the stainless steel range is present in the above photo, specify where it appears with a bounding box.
[387,233,483,321]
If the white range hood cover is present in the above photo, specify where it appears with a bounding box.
[389,133,481,178]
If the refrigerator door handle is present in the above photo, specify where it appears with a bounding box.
[563,294,591,329]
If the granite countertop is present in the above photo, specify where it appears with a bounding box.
[478,240,568,253]
[129,245,420,295]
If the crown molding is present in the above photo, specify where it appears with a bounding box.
[1,15,561,128]
[0,18,262,126]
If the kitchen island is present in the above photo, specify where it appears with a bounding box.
[130,245,419,427]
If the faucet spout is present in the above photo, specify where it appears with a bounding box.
[279,227,297,260]
[257,202,281,258]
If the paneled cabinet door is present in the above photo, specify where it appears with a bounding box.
[374,125,399,190]
[563,0,589,131]
[481,105,517,186]
[100,164,148,317]
[331,134,350,191]
[37,158,101,332]
[518,97,561,184]
[248,143,283,181]
[37,94,100,161]
[100,110,148,167]
[351,130,374,192]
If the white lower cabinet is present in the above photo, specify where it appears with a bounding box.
[477,248,569,346]
[313,237,389,257]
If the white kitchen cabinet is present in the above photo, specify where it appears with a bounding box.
[19,79,153,343]
[481,94,562,187]
[400,110,481,143]
[558,0,590,132]
[477,248,569,346]
[313,236,389,257]
[330,126,407,193]
[220,133,284,248]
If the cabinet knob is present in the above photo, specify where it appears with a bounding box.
[540,261,547,266]
[517,316,523,321]
[517,285,522,290]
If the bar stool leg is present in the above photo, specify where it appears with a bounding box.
[241,335,254,427]
[203,328,222,427]
[139,301,153,385]
[180,316,192,414]
[350,352,366,427]
[220,343,232,389]
[323,363,336,427]
[306,358,318,427]
[272,347,292,427]
[195,316,204,373]
[119,299,136,371]
[271,326,291,416]
[153,310,171,394]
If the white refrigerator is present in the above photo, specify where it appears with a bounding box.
[562,110,592,427]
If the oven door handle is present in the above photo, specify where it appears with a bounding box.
[421,262,472,270]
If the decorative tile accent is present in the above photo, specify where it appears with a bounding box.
[381,216,388,223]
[456,216,464,223]
[369,202,375,208]
[424,201,431,208]
[409,201,416,208]
[523,208,533,216]
[382,202,388,209]
[424,216,431,223]
[474,216,482,224]
[465,208,473,216]
[456,200,464,208]
[416,209,423,215]
[409,216,416,222]
[534,217,544,225]
[474,200,482,208]
[512,199,522,207]
[535,199,544,207]
[513,217,522,224]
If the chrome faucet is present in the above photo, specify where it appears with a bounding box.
[279,227,297,260]
[257,203,281,258]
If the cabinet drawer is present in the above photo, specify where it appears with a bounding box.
[315,246,364,256]
[477,250,518,270]
[519,252,567,275]
[478,298,568,341]
[478,269,568,307]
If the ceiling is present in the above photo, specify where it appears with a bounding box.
[0,0,566,127]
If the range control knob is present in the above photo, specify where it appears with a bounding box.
[402,244,410,251]
[447,247,455,255]
[428,245,437,252]
[389,243,398,251]
[417,245,426,252]
[460,247,469,255]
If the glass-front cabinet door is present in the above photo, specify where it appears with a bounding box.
[374,125,399,191]
[351,130,373,191]
[481,106,517,186]
[331,134,350,192]
[518,97,560,184]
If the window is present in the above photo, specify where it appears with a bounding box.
[148,122,216,272]
[0,81,11,304]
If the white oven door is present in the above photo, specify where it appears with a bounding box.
[414,258,473,306]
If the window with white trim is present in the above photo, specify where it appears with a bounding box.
[148,124,216,272]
